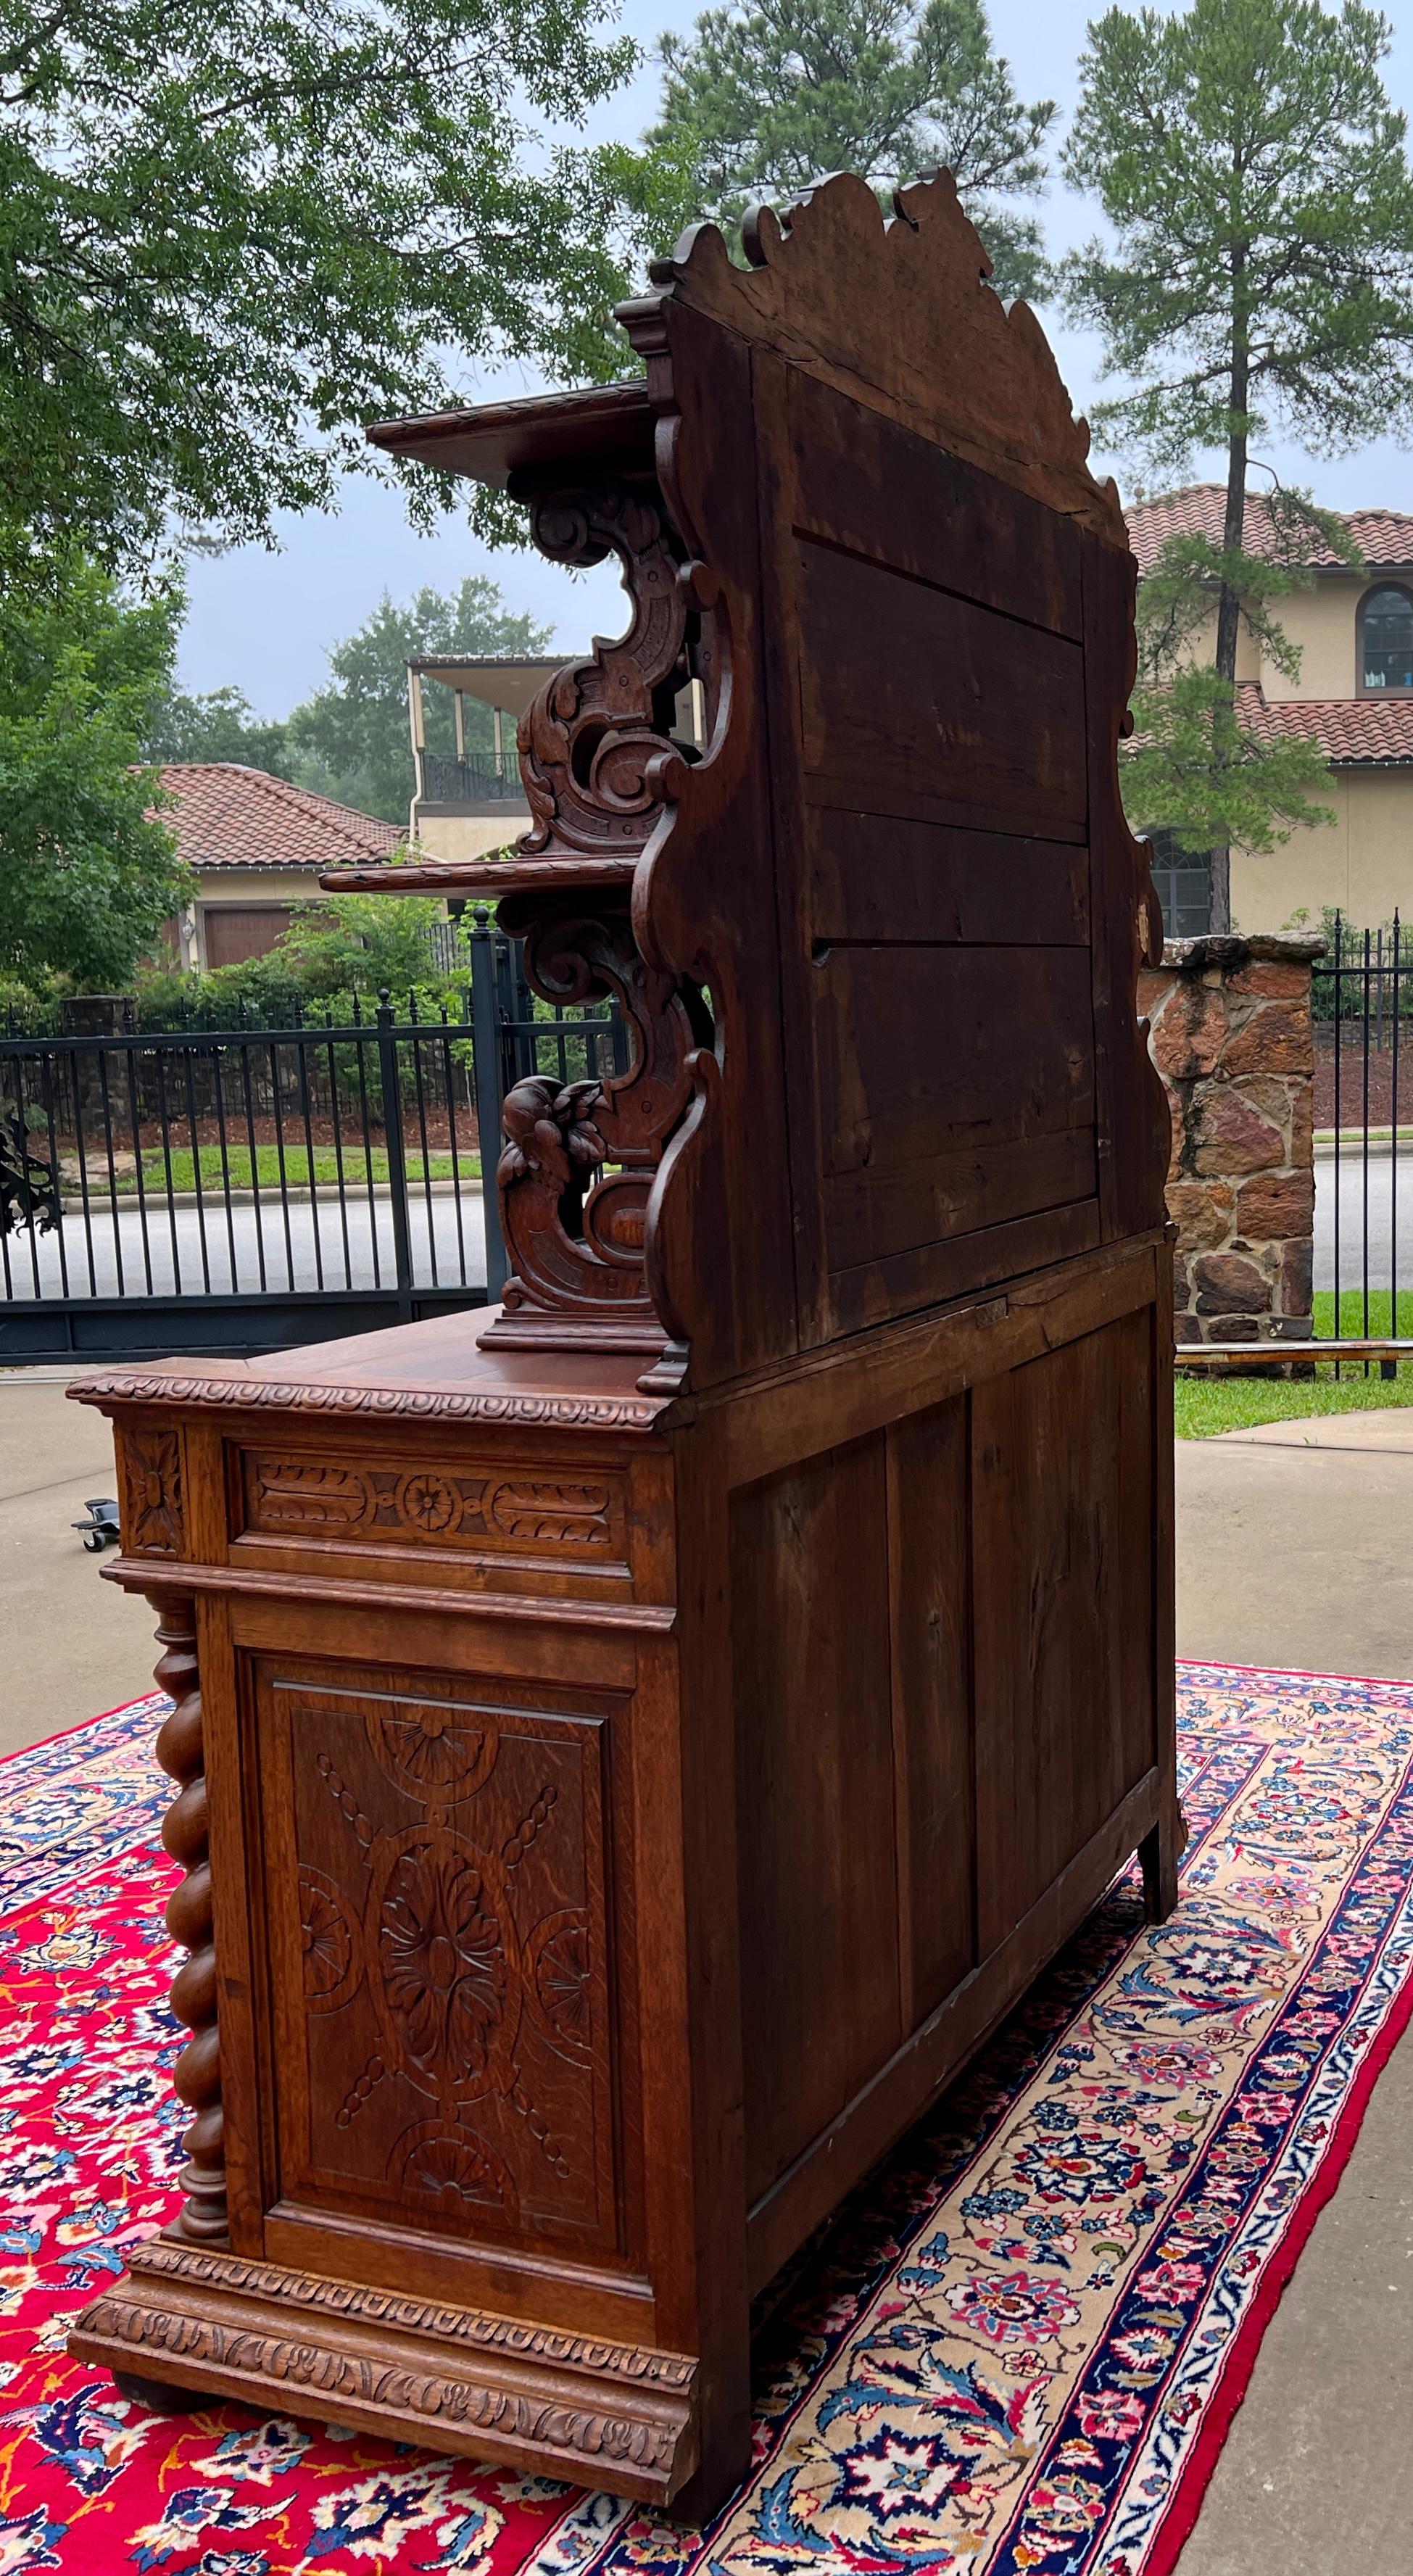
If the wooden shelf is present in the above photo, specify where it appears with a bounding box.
[319,856,640,898]
[366,379,653,491]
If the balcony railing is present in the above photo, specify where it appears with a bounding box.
[418,749,525,807]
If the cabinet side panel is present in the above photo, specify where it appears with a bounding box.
[732,1436,898,2205]
[886,1396,975,2029]
[972,1307,1156,1953]
[253,1657,631,2264]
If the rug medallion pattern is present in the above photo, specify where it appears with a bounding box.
[1,1668,1412,2572]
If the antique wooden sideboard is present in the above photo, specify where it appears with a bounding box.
[70,171,1180,2518]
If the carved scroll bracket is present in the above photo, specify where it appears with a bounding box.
[148,1591,228,2245]
[512,479,724,869]
[481,897,713,1355]
[479,438,730,1363]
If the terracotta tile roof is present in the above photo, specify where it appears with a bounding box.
[156,764,402,874]
[1233,684,1413,766]
[1125,483,1413,577]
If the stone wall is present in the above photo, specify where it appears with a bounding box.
[1138,932,1323,1346]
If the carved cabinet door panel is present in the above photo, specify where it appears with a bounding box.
[247,1655,633,2269]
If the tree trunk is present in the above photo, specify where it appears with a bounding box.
[1209,299,1249,934]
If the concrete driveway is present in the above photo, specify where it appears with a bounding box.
[2,1367,1411,2572]
[0,1367,167,1752]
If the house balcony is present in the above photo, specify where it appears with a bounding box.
[415,748,526,813]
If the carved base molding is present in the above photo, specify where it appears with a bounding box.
[70,2238,699,2501]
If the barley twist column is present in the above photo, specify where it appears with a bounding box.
[149,1591,228,2245]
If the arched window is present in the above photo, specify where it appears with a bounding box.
[1359,584,1413,693]
[1143,829,1211,938]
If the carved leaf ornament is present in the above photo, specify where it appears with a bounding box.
[376,1836,512,2085]
[516,487,695,867]
[486,900,710,1349]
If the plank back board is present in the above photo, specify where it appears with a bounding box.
[750,360,1116,1345]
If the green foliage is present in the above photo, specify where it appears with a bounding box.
[631,0,1055,298]
[130,893,465,1030]
[143,682,301,780]
[0,562,189,991]
[1124,658,1334,856]
[0,0,641,593]
[276,893,466,999]
[1063,0,1413,479]
[1066,0,1413,883]
[1175,1288,1413,1433]
[1174,1361,1413,1436]
[116,1141,478,1193]
[1124,505,1356,858]
[286,580,553,823]
[1134,504,1364,696]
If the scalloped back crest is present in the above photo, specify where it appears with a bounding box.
[621,168,1126,550]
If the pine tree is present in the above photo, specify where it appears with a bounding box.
[631,0,1055,300]
[1064,0,1413,924]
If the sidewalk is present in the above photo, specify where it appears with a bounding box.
[0,1367,161,1752]
[3,1367,1411,2569]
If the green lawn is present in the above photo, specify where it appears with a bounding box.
[71,1143,481,1193]
[1175,1286,1413,1437]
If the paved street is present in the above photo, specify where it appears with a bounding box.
[1314,1141,1412,1297]
[0,1148,1400,1308]
[1,1185,487,1301]
[0,1148,1401,1307]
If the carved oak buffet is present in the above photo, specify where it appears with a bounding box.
[69,170,1180,2519]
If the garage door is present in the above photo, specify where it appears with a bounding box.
[201,907,295,967]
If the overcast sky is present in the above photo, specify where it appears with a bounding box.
[176,0,1413,715]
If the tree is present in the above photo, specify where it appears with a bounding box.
[631,0,1055,299]
[1125,489,1358,892]
[0,0,639,592]
[275,892,465,1002]
[143,683,298,779]
[287,578,552,824]
[0,563,188,991]
[1064,0,1413,920]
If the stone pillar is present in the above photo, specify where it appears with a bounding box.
[1138,932,1323,1346]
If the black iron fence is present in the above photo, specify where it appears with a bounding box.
[0,916,625,1362]
[1311,911,1412,1370]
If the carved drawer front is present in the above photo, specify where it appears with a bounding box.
[257,1665,622,2258]
[239,1451,628,1573]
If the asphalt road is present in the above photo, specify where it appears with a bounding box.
[1,1187,488,1301]
[1,1154,1401,1311]
[1314,1146,1413,1300]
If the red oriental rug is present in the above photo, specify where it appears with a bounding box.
[3,1664,1413,2574]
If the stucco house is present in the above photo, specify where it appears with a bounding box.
[156,763,400,969]
[1127,485,1413,938]
[402,651,708,863]
[405,655,560,863]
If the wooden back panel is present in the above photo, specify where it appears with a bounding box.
[755,365,1106,1344]
[623,173,1169,1376]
